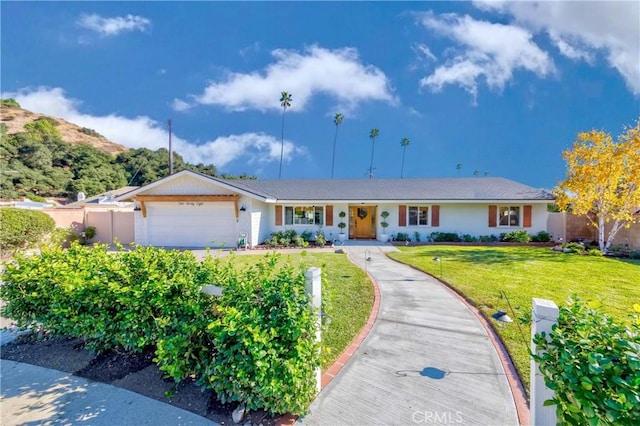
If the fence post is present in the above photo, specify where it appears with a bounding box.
[531,298,559,426]
[305,267,322,394]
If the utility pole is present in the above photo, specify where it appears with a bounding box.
[168,119,173,175]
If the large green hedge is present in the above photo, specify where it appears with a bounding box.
[0,208,55,255]
[533,299,640,425]
[0,244,319,415]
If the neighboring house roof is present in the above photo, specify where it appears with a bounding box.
[65,186,139,208]
[117,170,554,203]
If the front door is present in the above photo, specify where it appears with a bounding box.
[350,206,376,239]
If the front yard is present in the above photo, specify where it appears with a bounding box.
[387,245,640,388]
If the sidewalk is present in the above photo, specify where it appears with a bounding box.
[0,360,217,426]
[297,243,520,425]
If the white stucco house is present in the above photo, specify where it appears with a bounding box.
[116,170,555,248]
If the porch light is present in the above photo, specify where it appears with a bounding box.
[239,206,246,212]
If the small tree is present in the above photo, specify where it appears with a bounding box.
[380,211,390,233]
[338,211,347,234]
[554,121,640,251]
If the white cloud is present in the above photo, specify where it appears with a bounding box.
[548,32,594,63]
[3,87,303,169]
[171,98,192,112]
[419,12,554,102]
[413,43,437,62]
[189,45,397,112]
[473,0,640,94]
[77,13,150,37]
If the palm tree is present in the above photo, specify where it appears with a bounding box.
[368,128,379,179]
[400,137,410,178]
[278,91,292,179]
[456,163,463,176]
[331,113,344,178]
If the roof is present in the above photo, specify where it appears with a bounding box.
[222,176,554,202]
[65,186,139,208]
[116,170,554,203]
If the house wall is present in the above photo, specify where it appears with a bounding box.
[250,200,269,247]
[134,210,147,245]
[143,174,235,196]
[380,202,548,240]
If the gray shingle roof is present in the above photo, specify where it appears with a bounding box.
[220,177,554,202]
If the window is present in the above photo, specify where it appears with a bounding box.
[284,206,324,226]
[408,206,429,226]
[499,206,520,226]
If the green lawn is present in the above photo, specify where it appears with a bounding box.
[387,245,640,389]
[218,251,374,370]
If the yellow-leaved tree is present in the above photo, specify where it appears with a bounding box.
[554,120,640,252]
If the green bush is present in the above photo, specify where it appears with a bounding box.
[533,299,640,425]
[479,234,499,243]
[1,98,20,108]
[531,231,552,242]
[562,242,586,254]
[587,248,604,256]
[315,233,326,247]
[501,230,531,243]
[0,244,215,354]
[630,250,640,260]
[395,232,410,242]
[461,234,477,242]
[0,246,321,415]
[202,254,319,415]
[0,208,55,255]
[430,232,460,242]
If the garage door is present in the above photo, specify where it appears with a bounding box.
[146,202,237,247]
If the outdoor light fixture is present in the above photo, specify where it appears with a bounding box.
[239,206,246,212]
[491,310,513,323]
[433,257,442,277]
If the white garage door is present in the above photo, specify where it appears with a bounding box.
[147,202,237,247]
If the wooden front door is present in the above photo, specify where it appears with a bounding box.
[350,206,376,239]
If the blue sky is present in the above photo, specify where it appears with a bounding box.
[2,1,638,189]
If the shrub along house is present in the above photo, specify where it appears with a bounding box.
[117,170,554,248]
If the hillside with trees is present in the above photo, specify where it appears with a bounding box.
[1,99,251,201]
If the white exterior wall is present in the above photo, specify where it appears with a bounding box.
[134,210,147,245]
[373,202,549,240]
[144,174,236,196]
[249,199,269,247]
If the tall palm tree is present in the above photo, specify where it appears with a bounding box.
[278,91,292,179]
[456,163,463,176]
[400,137,410,178]
[368,128,379,179]
[331,113,344,179]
